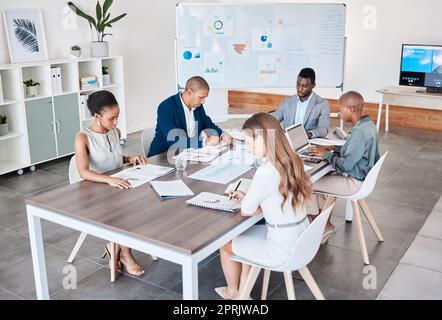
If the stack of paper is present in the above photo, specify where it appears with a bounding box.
[111,164,175,188]
[150,180,194,199]
[80,76,98,90]
[174,145,229,163]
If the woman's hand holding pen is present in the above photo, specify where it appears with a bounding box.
[229,191,245,203]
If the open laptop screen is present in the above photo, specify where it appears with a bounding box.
[285,123,310,152]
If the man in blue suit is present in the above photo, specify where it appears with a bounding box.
[149,76,232,157]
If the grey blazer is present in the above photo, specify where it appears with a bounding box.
[272,92,330,138]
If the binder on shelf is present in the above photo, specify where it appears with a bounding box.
[0,74,4,104]
[56,67,63,94]
[51,68,58,95]
[79,94,91,120]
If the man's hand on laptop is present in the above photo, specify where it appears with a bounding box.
[309,146,332,158]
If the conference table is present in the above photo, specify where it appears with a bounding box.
[26,150,332,300]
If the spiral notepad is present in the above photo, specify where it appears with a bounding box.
[186,192,241,213]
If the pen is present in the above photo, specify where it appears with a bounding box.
[229,180,242,201]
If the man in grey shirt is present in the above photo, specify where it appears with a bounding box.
[272,68,330,138]
[308,91,380,241]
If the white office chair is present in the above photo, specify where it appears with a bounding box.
[318,152,388,265]
[141,127,156,157]
[232,205,334,300]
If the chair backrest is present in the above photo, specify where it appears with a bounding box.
[68,155,82,184]
[274,204,334,272]
[349,151,388,200]
[141,127,156,157]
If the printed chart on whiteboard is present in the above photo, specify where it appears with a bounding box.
[176,3,346,88]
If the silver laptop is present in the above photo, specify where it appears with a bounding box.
[284,123,322,160]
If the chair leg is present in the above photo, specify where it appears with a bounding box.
[238,265,261,300]
[358,199,384,242]
[67,232,87,263]
[323,196,336,213]
[283,272,296,300]
[352,201,370,265]
[298,267,325,300]
[110,242,116,283]
[261,269,271,300]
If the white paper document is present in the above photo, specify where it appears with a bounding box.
[188,163,253,185]
[310,138,346,147]
[211,148,256,166]
[111,164,175,188]
[150,180,194,199]
[304,164,313,171]
[174,145,229,163]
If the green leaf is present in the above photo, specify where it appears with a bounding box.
[105,13,127,26]
[102,33,113,39]
[103,13,110,24]
[68,2,97,29]
[96,1,102,27]
[103,0,113,16]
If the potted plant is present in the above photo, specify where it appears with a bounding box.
[102,66,110,86]
[0,113,7,136]
[68,0,127,58]
[70,45,82,58]
[23,79,40,97]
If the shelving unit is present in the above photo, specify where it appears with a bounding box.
[0,56,127,176]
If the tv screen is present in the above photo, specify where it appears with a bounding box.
[399,44,442,88]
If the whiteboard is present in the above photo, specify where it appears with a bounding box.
[176,3,346,89]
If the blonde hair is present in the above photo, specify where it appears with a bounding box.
[242,113,312,211]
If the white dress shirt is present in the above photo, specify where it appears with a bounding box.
[179,93,196,137]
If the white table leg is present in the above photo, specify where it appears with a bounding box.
[385,104,390,132]
[376,94,383,131]
[345,199,353,222]
[182,258,198,300]
[27,210,49,300]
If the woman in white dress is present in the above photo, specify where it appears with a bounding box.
[74,90,147,278]
[216,112,312,300]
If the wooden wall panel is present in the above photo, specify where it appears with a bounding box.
[228,90,442,132]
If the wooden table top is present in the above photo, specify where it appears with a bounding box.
[26,152,330,255]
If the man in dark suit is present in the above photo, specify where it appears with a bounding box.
[149,76,232,157]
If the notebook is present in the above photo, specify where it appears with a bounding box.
[150,180,194,199]
[186,192,241,213]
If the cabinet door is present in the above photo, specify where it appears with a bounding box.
[53,94,80,156]
[25,97,57,164]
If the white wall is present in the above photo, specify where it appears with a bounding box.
[0,0,441,132]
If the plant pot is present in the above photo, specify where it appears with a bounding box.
[90,41,109,58]
[26,86,38,97]
[103,74,111,86]
[70,49,82,58]
[0,123,8,136]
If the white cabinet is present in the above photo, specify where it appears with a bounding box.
[0,56,127,175]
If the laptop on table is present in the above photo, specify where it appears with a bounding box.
[284,123,323,161]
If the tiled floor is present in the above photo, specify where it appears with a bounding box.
[0,118,441,300]
[377,195,442,300]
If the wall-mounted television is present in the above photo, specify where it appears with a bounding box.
[399,44,442,93]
